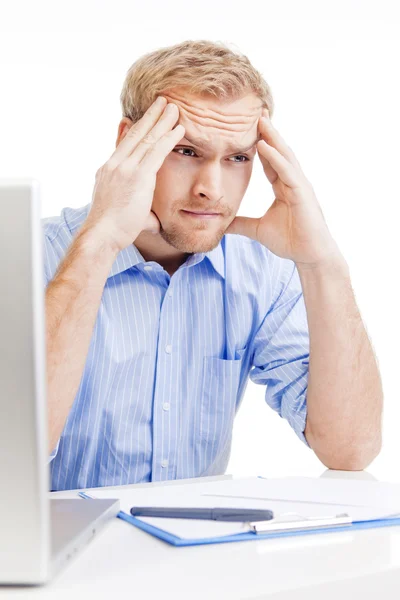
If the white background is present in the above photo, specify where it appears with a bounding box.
[1,0,399,482]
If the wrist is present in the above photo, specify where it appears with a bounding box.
[295,238,349,277]
[296,252,350,281]
[77,220,122,261]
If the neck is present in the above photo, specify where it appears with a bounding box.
[134,231,191,276]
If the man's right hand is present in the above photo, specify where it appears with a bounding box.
[84,96,184,253]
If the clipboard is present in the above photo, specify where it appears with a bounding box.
[78,491,400,547]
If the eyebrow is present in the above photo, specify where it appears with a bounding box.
[181,134,261,154]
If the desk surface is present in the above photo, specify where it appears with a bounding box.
[2,471,400,600]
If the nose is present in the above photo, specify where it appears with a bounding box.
[191,162,224,204]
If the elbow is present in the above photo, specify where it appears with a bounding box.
[316,445,381,471]
[305,422,382,471]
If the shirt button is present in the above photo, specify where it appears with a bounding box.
[168,290,173,297]
[161,459,169,468]
[165,344,172,354]
[144,265,153,271]
[162,402,170,411]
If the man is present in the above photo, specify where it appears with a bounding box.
[45,40,383,491]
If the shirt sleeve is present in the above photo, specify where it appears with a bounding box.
[249,259,311,447]
[48,442,60,463]
[43,228,54,288]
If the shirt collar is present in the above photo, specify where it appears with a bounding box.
[108,237,225,280]
[177,240,225,280]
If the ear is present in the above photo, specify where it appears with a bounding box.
[116,117,133,147]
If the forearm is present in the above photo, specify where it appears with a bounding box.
[298,254,383,470]
[46,223,119,452]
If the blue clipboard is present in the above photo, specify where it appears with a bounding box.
[78,491,400,547]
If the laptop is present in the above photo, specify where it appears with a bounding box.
[0,179,120,585]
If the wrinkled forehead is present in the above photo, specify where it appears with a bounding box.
[163,87,263,151]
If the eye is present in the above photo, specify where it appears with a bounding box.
[173,147,197,157]
[173,147,250,163]
[229,155,250,163]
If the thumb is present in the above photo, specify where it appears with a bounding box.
[225,216,260,241]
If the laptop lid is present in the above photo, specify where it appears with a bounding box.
[0,179,50,583]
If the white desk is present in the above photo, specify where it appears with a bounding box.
[2,471,400,600]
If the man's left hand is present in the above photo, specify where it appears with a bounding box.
[225,108,342,268]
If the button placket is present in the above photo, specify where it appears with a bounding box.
[150,280,180,482]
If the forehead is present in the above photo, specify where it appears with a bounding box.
[163,87,263,151]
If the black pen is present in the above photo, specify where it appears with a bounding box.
[130,506,274,522]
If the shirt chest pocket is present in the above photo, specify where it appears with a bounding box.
[197,347,247,474]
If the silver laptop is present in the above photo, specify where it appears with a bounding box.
[0,179,120,585]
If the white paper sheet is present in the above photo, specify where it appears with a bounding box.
[199,477,400,514]
[87,476,400,540]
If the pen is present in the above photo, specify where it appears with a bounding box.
[129,506,274,522]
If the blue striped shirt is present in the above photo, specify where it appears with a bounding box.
[44,203,310,491]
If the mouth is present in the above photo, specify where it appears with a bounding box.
[181,210,221,219]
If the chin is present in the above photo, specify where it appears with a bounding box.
[159,224,224,254]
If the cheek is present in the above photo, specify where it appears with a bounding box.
[225,164,253,196]
[156,154,192,188]
[153,160,189,215]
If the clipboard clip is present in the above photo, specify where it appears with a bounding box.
[249,512,353,534]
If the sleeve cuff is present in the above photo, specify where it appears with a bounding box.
[282,395,311,449]
[296,422,312,449]
[48,439,60,463]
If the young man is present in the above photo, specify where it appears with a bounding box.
[45,40,383,491]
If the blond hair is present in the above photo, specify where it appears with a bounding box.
[120,39,274,123]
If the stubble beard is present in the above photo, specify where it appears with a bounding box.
[158,218,228,253]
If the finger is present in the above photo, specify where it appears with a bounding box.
[257,141,299,188]
[259,116,299,167]
[258,154,278,185]
[108,96,168,166]
[132,103,181,165]
[138,124,186,173]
